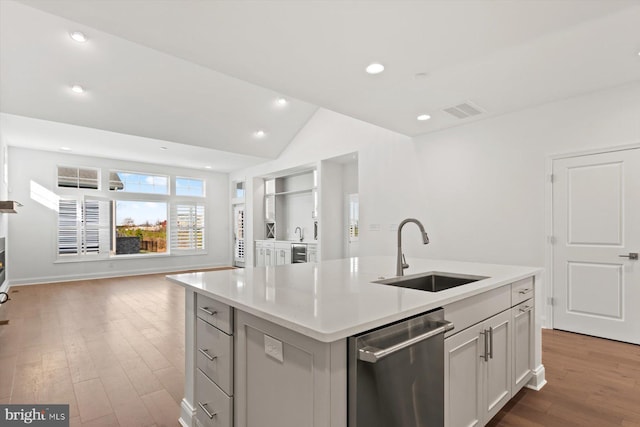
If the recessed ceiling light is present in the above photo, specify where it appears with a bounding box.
[71,84,84,93]
[69,31,88,43]
[276,97,288,106]
[254,130,266,138]
[204,165,212,169]
[366,63,385,75]
[417,114,431,121]
[59,147,72,151]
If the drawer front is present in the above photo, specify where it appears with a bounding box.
[196,318,233,395]
[511,277,534,306]
[444,284,511,338]
[195,369,233,427]
[196,293,233,335]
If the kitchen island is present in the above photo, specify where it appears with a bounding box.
[168,256,544,427]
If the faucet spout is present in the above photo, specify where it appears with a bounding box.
[396,218,430,276]
[294,226,303,242]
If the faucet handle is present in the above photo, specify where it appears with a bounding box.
[402,254,409,270]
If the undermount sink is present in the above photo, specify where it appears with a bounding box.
[373,272,488,292]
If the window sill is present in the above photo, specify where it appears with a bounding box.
[54,251,208,263]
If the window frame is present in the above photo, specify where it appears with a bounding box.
[108,170,170,195]
[57,165,101,190]
[56,167,210,262]
[175,176,206,197]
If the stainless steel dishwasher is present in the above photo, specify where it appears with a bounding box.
[348,308,454,427]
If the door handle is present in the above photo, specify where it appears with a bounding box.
[619,252,638,260]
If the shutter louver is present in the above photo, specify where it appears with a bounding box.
[58,199,79,255]
[171,203,205,251]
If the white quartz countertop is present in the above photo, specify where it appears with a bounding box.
[167,256,541,342]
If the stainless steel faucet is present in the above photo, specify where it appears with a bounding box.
[396,218,430,276]
[294,226,303,242]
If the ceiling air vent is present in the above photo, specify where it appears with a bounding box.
[442,101,485,119]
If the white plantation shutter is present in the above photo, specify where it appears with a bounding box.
[58,198,110,257]
[171,203,205,251]
[58,199,80,255]
[83,198,111,256]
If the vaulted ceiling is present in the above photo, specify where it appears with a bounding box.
[1,1,639,171]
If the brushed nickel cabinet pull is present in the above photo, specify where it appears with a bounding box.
[199,307,217,316]
[198,348,216,361]
[198,402,216,419]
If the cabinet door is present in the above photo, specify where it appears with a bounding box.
[445,323,483,427]
[276,249,290,265]
[483,310,512,422]
[265,195,275,221]
[265,248,274,266]
[255,247,265,268]
[512,300,534,393]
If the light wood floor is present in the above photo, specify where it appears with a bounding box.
[1,274,639,426]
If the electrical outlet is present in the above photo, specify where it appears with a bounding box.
[264,334,284,363]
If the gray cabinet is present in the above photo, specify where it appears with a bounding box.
[234,310,347,427]
[194,294,234,427]
[512,293,534,393]
[444,309,511,427]
[444,277,535,427]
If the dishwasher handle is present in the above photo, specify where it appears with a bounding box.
[358,320,454,363]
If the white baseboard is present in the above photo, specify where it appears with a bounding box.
[9,263,229,287]
[179,398,196,427]
[526,364,547,391]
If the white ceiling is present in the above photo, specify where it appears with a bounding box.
[1,0,639,171]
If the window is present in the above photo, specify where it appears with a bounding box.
[110,171,169,194]
[56,168,208,260]
[57,198,109,257]
[114,201,167,255]
[176,177,205,197]
[171,203,205,251]
[348,193,359,242]
[57,166,99,189]
[233,181,245,199]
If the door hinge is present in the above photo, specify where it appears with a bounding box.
[549,173,554,183]
[547,297,555,306]
[548,235,556,244]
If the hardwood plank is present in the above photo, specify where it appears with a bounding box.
[4,270,638,426]
[73,378,113,422]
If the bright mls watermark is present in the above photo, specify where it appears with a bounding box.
[1,405,69,426]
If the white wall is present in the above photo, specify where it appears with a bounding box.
[0,134,8,293]
[232,82,640,328]
[413,81,640,267]
[7,147,230,285]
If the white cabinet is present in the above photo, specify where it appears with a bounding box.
[307,243,318,263]
[255,241,276,267]
[444,309,511,427]
[275,242,291,265]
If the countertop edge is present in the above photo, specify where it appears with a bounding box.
[167,260,542,343]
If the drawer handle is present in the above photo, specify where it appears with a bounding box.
[518,288,532,294]
[199,307,217,316]
[198,348,217,361]
[519,305,533,313]
[198,402,217,419]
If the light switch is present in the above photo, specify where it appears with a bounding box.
[264,334,284,363]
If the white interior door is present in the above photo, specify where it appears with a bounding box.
[552,148,640,344]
